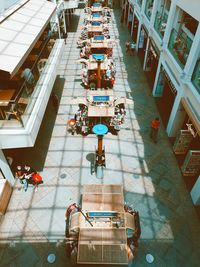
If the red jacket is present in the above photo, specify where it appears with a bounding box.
[151,119,160,129]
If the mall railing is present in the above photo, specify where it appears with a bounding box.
[168,28,192,69]
[144,0,154,21]
[192,59,200,94]
[0,31,61,128]
[154,11,168,39]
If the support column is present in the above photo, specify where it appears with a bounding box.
[97,61,101,88]
[123,1,127,23]
[136,19,142,51]
[191,176,200,205]
[162,1,177,50]
[127,3,130,26]
[63,9,67,34]
[57,18,61,39]
[166,91,183,137]
[152,57,163,96]
[0,150,15,186]
[143,36,150,70]
[131,11,135,38]
[149,0,158,27]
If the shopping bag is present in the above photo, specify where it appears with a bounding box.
[32,173,42,183]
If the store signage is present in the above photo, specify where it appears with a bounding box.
[87,211,118,217]
[181,150,200,176]
[93,96,110,102]
[173,130,193,154]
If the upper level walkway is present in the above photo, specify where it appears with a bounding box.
[1,3,200,267]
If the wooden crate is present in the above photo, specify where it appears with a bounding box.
[0,179,12,215]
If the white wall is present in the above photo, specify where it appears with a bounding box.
[0,0,21,13]
[176,0,200,22]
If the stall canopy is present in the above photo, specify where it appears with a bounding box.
[0,0,56,78]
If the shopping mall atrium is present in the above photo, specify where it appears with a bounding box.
[0,0,200,266]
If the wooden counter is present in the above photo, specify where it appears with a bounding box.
[0,179,12,215]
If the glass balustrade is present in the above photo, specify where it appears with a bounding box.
[192,59,200,94]
[154,11,168,39]
[168,28,192,68]
[144,0,154,21]
[0,33,57,126]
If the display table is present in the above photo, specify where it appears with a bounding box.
[76,185,130,265]
[0,179,12,215]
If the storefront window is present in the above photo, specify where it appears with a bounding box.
[144,0,154,21]
[154,11,168,39]
[168,28,192,68]
[192,59,200,94]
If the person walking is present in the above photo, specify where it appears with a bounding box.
[150,117,160,143]
[125,41,131,54]
[63,31,68,45]
[130,42,136,56]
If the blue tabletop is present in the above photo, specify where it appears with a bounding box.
[92,21,101,26]
[92,13,101,17]
[94,35,104,40]
[92,124,108,135]
[93,3,101,7]
[92,54,105,61]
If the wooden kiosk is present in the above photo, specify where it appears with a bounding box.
[66,185,141,265]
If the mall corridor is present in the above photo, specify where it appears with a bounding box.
[0,4,200,267]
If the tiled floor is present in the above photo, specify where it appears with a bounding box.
[1,5,200,267]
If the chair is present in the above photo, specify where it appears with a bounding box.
[37,59,48,74]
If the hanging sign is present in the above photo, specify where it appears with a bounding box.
[181,150,200,176]
[173,130,193,154]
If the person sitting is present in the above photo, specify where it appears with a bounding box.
[106,67,112,79]
[15,165,27,191]
[21,68,35,95]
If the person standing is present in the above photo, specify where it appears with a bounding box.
[125,41,131,54]
[150,117,160,143]
[63,31,68,45]
[130,42,136,56]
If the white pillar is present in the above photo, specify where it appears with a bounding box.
[63,9,67,33]
[136,18,142,51]
[123,1,127,23]
[166,90,183,137]
[130,8,135,37]
[152,56,163,95]
[162,0,177,50]
[143,36,150,70]
[57,16,61,39]
[150,0,158,26]
[191,176,200,205]
[0,150,15,186]
[127,3,131,26]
